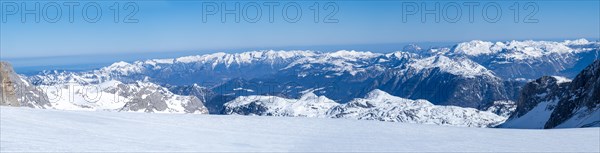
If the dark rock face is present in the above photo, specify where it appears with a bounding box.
[483,100,517,118]
[111,82,209,114]
[0,62,50,108]
[510,76,568,119]
[167,84,217,113]
[375,67,521,109]
[168,84,216,104]
[222,101,270,115]
[504,60,600,128]
[544,60,600,128]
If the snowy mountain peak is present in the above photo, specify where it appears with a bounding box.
[453,40,498,56]
[101,61,142,75]
[365,89,393,99]
[410,55,496,78]
[299,91,319,100]
[551,76,571,84]
[503,40,573,57]
[563,38,590,45]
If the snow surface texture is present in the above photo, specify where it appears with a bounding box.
[224,89,508,128]
[1,107,599,152]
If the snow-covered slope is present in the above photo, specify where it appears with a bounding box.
[224,89,507,127]
[2,107,599,152]
[39,80,208,114]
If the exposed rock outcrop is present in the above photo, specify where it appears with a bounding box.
[0,61,50,108]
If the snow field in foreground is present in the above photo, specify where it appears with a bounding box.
[1,107,599,152]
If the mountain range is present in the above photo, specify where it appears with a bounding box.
[2,39,599,128]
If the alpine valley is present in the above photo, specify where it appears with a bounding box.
[2,39,599,128]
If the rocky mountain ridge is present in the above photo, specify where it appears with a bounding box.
[501,60,600,128]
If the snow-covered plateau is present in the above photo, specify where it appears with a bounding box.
[1,107,599,152]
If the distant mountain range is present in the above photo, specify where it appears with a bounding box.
[2,39,598,128]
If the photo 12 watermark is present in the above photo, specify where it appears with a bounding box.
[0,1,139,23]
[201,1,340,23]
[401,1,539,23]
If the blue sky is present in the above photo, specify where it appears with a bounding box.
[1,0,599,59]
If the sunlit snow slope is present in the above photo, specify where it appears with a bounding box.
[1,107,599,152]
